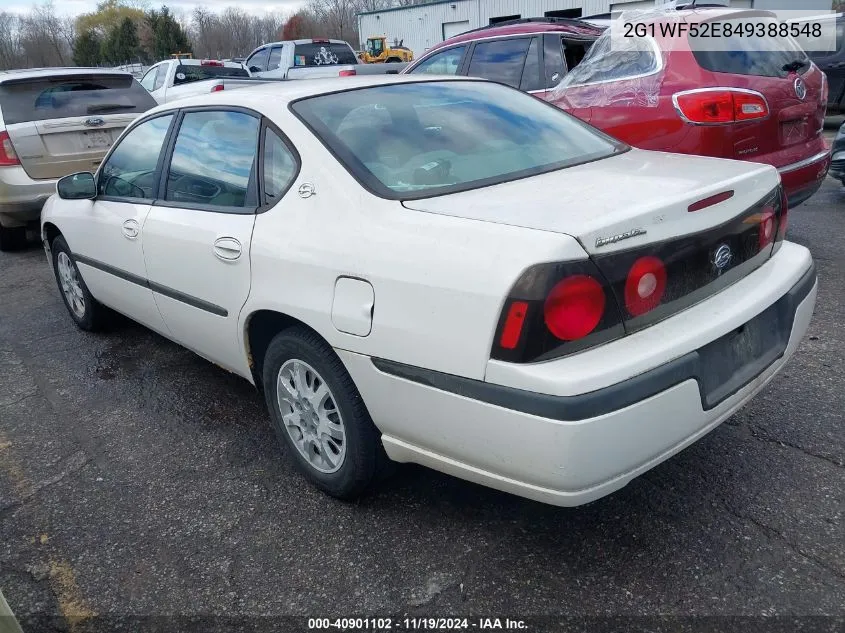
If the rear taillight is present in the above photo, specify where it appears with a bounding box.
[544,275,606,341]
[673,89,769,125]
[624,256,667,317]
[492,261,624,363]
[338,69,356,77]
[211,84,224,92]
[0,131,20,166]
[759,205,776,251]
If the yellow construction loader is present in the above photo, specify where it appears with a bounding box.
[359,36,413,63]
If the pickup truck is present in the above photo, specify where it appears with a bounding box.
[245,38,408,79]
[139,59,257,104]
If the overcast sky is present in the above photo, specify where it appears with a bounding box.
[0,0,306,17]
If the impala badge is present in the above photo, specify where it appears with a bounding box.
[595,227,647,248]
[84,117,105,127]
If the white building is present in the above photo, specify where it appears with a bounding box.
[357,0,834,59]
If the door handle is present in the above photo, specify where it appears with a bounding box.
[213,237,242,261]
[122,219,139,239]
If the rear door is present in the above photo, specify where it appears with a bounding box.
[689,15,826,163]
[0,73,156,180]
[141,108,261,375]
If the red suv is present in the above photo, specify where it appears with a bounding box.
[404,9,830,208]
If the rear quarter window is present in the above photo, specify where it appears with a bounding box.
[0,74,156,125]
[559,35,660,87]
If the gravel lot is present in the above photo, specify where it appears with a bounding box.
[1,174,843,632]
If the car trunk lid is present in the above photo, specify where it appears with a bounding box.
[403,148,785,330]
[0,73,156,180]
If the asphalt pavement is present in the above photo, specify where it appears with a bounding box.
[0,177,843,632]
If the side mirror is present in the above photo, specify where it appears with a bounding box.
[57,172,96,200]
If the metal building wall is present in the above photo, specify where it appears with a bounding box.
[357,0,834,60]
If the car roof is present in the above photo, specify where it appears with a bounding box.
[145,74,475,114]
[255,39,350,49]
[415,18,603,60]
[177,59,244,68]
[0,67,134,84]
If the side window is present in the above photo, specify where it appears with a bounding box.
[165,110,260,210]
[140,67,158,91]
[247,48,270,73]
[519,37,542,92]
[98,114,173,199]
[409,45,467,75]
[543,35,566,88]
[467,38,532,88]
[153,66,167,91]
[262,128,298,204]
[268,46,283,71]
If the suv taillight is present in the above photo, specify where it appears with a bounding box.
[338,69,356,77]
[0,131,20,166]
[492,260,624,363]
[673,89,769,124]
[210,83,224,92]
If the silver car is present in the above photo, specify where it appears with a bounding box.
[0,68,156,251]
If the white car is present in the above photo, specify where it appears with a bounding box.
[40,75,816,507]
[139,58,252,104]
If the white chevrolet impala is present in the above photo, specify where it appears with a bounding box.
[41,76,817,506]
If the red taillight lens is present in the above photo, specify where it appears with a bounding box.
[211,84,224,92]
[338,69,356,77]
[544,275,606,341]
[499,301,528,350]
[0,131,19,166]
[624,256,667,317]
[674,89,769,125]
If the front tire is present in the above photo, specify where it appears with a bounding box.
[262,327,386,499]
[51,236,108,331]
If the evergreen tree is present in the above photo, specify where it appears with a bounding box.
[147,6,192,60]
[73,31,102,66]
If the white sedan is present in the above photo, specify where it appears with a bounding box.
[40,75,817,507]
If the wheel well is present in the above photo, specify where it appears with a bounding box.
[246,310,323,387]
[43,222,62,248]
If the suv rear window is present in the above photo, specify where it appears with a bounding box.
[293,42,358,67]
[291,81,623,200]
[173,64,249,85]
[690,17,810,78]
[0,74,156,125]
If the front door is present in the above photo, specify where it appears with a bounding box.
[141,109,261,377]
[62,113,175,334]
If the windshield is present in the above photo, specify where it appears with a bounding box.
[691,17,811,78]
[291,81,623,200]
[0,74,156,124]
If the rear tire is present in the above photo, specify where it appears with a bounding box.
[262,326,389,499]
[51,236,108,332]
[0,225,26,252]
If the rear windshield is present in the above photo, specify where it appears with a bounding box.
[174,64,249,85]
[293,42,358,67]
[0,74,156,125]
[690,17,810,78]
[291,81,623,200]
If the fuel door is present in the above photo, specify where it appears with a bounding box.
[331,277,374,337]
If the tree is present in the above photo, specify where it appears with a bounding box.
[282,13,308,40]
[73,30,102,66]
[147,6,191,59]
[76,0,145,38]
[101,16,138,64]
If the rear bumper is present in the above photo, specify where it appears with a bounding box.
[777,149,831,208]
[0,166,55,227]
[341,242,816,506]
